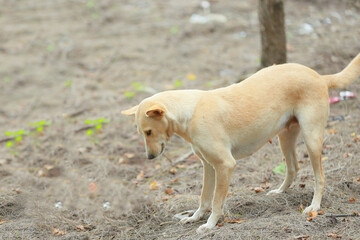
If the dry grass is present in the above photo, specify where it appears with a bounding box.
[0,0,360,239]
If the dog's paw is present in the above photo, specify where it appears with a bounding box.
[303,204,320,215]
[196,223,214,234]
[179,215,200,224]
[266,189,283,195]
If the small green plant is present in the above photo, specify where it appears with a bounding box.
[47,44,55,52]
[124,82,147,99]
[87,0,95,8]
[64,80,72,87]
[84,118,110,143]
[273,162,286,175]
[29,121,51,135]
[124,91,135,99]
[169,26,179,34]
[4,130,29,155]
[173,80,182,88]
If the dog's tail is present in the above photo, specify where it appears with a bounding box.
[323,53,360,89]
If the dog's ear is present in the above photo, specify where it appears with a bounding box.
[121,105,138,116]
[146,104,166,118]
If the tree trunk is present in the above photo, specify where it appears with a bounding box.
[258,0,287,68]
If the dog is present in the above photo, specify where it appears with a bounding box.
[122,53,360,234]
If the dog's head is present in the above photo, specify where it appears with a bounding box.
[122,100,173,160]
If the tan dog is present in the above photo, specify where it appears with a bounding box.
[122,53,360,234]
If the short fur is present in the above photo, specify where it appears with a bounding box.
[122,53,360,234]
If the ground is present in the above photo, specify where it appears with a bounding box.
[0,0,360,239]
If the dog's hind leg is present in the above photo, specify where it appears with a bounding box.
[297,106,327,214]
[180,150,215,224]
[268,125,300,195]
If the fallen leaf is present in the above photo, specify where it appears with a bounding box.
[161,196,169,202]
[268,139,272,144]
[89,182,97,192]
[76,225,86,231]
[43,165,54,170]
[260,182,271,189]
[164,188,174,195]
[327,129,337,134]
[306,217,313,221]
[343,153,352,158]
[52,228,66,236]
[37,169,46,177]
[349,198,355,203]
[171,178,180,183]
[187,73,196,81]
[324,145,334,149]
[136,171,145,180]
[254,187,264,193]
[356,177,360,182]
[118,157,126,164]
[150,181,160,190]
[328,233,342,239]
[294,236,310,240]
[299,204,304,213]
[299,184,306,188]
[169,167,177,175]
[176,164,185,169]
[124,153,135,159]
[309,211,318,218]
[322,156,328,161]
[318,210,325,215]
[223,217,244,223]
[217,224,223,227]
[0,219,6,224]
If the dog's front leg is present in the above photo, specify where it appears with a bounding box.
[180,159,215,223]
[196,153,236,234]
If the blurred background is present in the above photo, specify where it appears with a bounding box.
[0,0,359,239]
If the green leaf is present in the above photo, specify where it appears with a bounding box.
[47,44,55,52]
[124,91,135,99]
[84,120,93,124]
[87,129,94,136]
[14,130,25,135]
[131,82,146,92]
[273,163,286,175]
[6,141,13,148]
[173,80,182,88]
[37,126,43,132]
[5,131,13,136]
[15,136,22,142]
[65,80,72,87]
[87,0,95,8]
[95,124,102,129]
[170,26,179,34]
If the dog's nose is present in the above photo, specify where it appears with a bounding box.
[147,154,156,159]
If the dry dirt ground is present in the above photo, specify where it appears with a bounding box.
[1,0,360,239]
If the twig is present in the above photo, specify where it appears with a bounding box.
[325,213,359,218]
[172,151,194,165]
[74,126,94,134]
[159,221,175,226]
[63,108,91,118]
[0,137,14,144]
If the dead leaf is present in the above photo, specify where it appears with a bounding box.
[118,157,126,164]
[268,139,272,144]
[37,169,46,177]
[43,165,54,170]
[169,167,177,175]
[223,217,244,223]
[150,181,160,190]
[254,187,264,193]
[161,196,169,202]
[328,233,342,239]
[176,164,185,169]
[343,153,352,158]
[0,219,6,224]
[164,188,174,195]
[299,184,306,188]
[136,170,145,180]
[309,211,318,218]
[349,197,355,203]
[356,177,360,182]
[89,182,97,192]
[260,182,271,189]
[299,204,304,213]
[76,225,86,231]
[324,145,334,149]
[52,228,66,236]
[318,210,325,215]
[322,156,328,161]
[124,153,135,159]
[294,236,310,240]
[217,224,223,227]
[327,129,337,134]
[171,178,180,183]
[306,217,313,221]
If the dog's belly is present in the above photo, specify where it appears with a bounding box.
[230,110,298,159]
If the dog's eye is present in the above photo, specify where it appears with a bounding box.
[146,130,152,136]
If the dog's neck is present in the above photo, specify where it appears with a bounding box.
[156,90,203,143]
